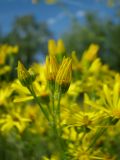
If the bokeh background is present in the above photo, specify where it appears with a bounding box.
[0,0,120,70]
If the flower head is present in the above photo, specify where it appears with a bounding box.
[56,57,72,93]
[48,39,56,56]
[56,39,65,55]
[82,44,99,62]
[46,55,59,81]
[17,61,33,86]
[85,82,120,123]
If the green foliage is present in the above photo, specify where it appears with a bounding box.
[63,13,120,71]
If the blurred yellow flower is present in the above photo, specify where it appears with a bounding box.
[56,39,65,54]
[48,39,56,55]
[0,86,13,106]
[45,0,57,4]
[0,109,31,133]
[48,39,66,56]
[82,44,99,62]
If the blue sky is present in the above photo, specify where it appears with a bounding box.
[0,0,119,38]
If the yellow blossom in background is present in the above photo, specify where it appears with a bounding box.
[45,0,57,4]
[0,44,19,64]
[0,50,6,64]
[82,44,99,62]
[0,109,31,133]
[48,39,66,56]
[0,86,13,106]
[48,39,56,55]
[6,45,19,54]
[0,65,11,75]
[56,39,66,54]
[89,58,101,73]
[67,80,82,96]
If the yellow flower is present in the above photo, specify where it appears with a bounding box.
[0,85,13,106]
[68,143,102,160]
[48,39,65,56]
[89,58,101,73]
[85,82,120,120]
[103,83,120,119]
[46,55,59,81]
[12,45,19,53]
[13,62,49,103]
[66,104,100,130]
[82,44,99,61]
[68,80,82,96]
[56,39,65,54]
[48,39,56,55]
[0,44,19,65]
[56,57,72,85]
[0,66,11,75]
[56,57,72,93]
[0,109,31,133]
[17,61,33,86]
[7,45,19,54]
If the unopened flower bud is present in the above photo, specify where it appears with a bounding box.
[46,56,59,91]
[56,39,65,55]
[17,61,33,86]
[48,39,56,56]
[56,57,72,93]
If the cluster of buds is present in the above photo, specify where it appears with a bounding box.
[46,56,72,94]
[48,39,66,62]
[17,39,71,94]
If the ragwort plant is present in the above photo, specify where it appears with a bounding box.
[1,40,120,160]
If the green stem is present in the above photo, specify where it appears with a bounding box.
[51,93,55,114]
[87,118,114,153]
[57,87,62,127]
[47,103,53,118]
[79,132,86,145]
[87,127,106,152]
[28,85,49,121]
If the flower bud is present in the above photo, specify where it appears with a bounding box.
[46,56,58,81]
[17,61,33,86]
[56,39,65,55]
[46,56,59,92]
[56,57,72,93]
[48,39,56,56]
